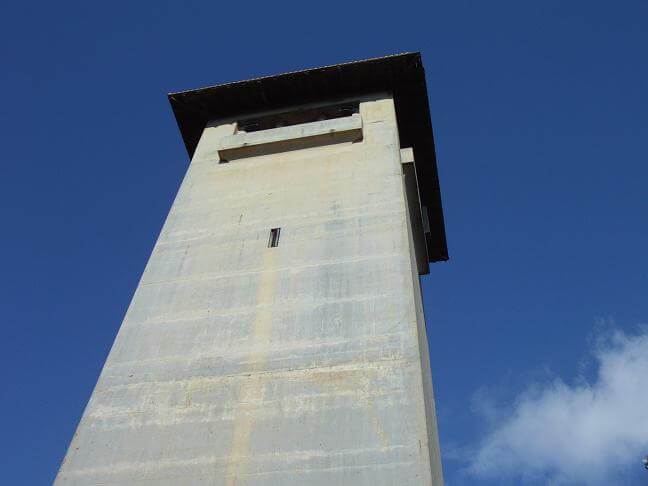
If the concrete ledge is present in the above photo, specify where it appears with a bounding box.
[400,147,414,164]
[218,114,362,161]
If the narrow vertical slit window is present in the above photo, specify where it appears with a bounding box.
[268,228,281,248]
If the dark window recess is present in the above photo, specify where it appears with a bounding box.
[238,102,359,133]
[268,228,281,248]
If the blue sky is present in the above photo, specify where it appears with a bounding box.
[2,1,647,484]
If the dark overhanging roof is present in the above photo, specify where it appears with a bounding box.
[168,52,448,263]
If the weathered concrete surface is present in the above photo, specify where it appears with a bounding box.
[55,96,444,485]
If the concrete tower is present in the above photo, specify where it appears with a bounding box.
[55,53,448,486]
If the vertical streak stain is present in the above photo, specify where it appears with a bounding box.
[224,248,277,485]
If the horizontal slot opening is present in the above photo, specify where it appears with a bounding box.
[238,102,359,133]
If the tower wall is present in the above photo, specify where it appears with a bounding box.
[55,95,443,485]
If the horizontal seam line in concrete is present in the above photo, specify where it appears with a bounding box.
[162,198,404,226]
[139,251,404,287]
[103,329,412,369]
[96,356,417,392]
[59,445,415,479]
[123,291,399,327]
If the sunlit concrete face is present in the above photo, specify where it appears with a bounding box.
[55,95,443,485]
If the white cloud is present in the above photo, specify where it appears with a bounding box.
[467,327,648,484]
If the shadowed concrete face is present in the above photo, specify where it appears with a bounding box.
[55,95,444,485]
